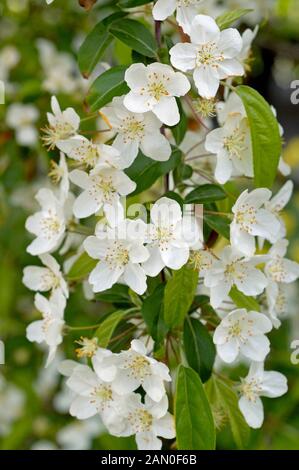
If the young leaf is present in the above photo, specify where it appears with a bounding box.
[95,284,131,306]
[205,376,250,449]
[125,147,182,195]
[184,317,216,383]
[67,252,98,281]
[163,264,198,329]
[87,65,129,111]
[236,85,282,188]
[185,184,227,204]
[142,284,168,346]
[78,23,112,78]
[110,19,157,58]
[175,366,216,450]
[229,286,260,312]
[94,310,127,348]
[171,100,188,145]
[216,9,252,30]
[205,214,230,240]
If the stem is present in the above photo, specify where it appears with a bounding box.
[185,138,206,156]
[155,20,162,49]
[186,153,213,162]
[220,80,236,92]
[205,210,232,217]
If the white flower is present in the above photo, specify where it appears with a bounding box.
[42,96,80,150]
[101,96,171,166]
[238,362,287,429]
[66,362,125,434]
[25,188,67,255]
[230,188,281,256]
[142,197,200,276]
[265,239,299,285]
[23,253,69,298]
[69,166,135,225]
[58,135,123,169]
[153,0,203,34]
[216,91,246,126]
[116,393,175,450]
[84,220,149,295]
[6,103,39,146]
[239,26,259,65]
[48,152,70,202]
[264,180,293,242]
[26,290,66,367]
[123,62,190,126]
[96,340,171,402]
[170,15,244,98]
[204,246,267,308]
[205,114,253,183]
[213,308,272,363]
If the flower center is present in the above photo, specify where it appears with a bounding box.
[146,72,170,101]
[105,242,130,268]
[235,204,257,233]
[90,175,116,203]
[267,258,286,282]
[196,42,223,68]
[41,212,62,239]
[41,270,60,290]
[178,0,200,6]
[120,116,145,142]
[223,127,247,160]
[124,353,151,380]
[42,122,75,150]
[90,384,113,411]
[228,321,243,338]
[128,409,153,433]
[240,378,262,402]
[154,225,174,250]
[75,336,99,358]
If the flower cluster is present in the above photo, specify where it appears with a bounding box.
[61,340,175,450]
[22,2,298,449]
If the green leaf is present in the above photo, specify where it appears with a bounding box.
[142,284,168,346]
[67,252,98,281]
[78,23,112,78]
[118,0,151,7]
[94,310,127,347]
[184,317,215,382]
[229,286,260,311]
[87,65,129,111]
[163,265,198,329]
[175,366,216,450]
[125,147,182,195]
[171,100,187,145]
[205,214,230,240]
[110,19,157,58]
[173,163,193,184]
[95,284,131,305]
[206,376,250,449]
[185,184,227,204]
[236,85,282,188]
[216,9,253,30]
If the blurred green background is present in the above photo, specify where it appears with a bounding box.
[0,0,299,450]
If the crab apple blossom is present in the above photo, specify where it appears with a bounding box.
[170,15,244,98]
[58,135,123,169]
[84,220,149,295]
[26,290,66,367]
[263,180,294,242]
[42,96,80,150]
[230,188,281,257]
[101,96,171,166]
[116,393,175,450]
[123,62,190,126]
[94,340,171,402]
[204,246,267,309]
[65,363,125,432]
[205,114,253,183]
[25,188,69,255]
[213,308,272,363]
[153,0,203,35]
[23,253,69,299]
[264,239,299,285]
[238,362,287,429]
[142,197,201,276]
[69,166,136,225]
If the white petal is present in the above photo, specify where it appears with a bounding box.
[161,244,189,270]
[241,335,270,362]
[125,63,148,89]
[190,15,220,45]
[153,96,180,126]
[140,132,171,161]
[153,413,176,439]
[217,338,239,363]
[70,396,97,420]
[239,396,264,429]
[26,320,44,343]
[123,263,147,295]
[261,371,288,398]
[143,376,166,402]
[73,190,102,219]
[170,43,197,72]
[193,66,220,98]
[152,0,176,20]
[142,245,165,277]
